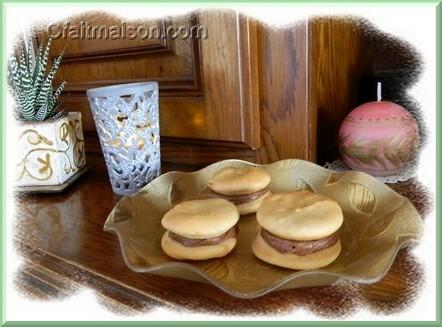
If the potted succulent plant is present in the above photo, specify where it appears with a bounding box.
[9,38,86,189]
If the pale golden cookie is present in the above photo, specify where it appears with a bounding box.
[207,167,271,195]
[161,198,239,239]
[257,191,343,241]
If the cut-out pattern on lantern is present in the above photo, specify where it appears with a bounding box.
[87,82,160,195]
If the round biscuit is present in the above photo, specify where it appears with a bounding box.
[161,198,239,238]
[207,167,271,195]
[257,191,343,241]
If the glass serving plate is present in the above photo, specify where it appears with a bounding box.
[104,159,422,299]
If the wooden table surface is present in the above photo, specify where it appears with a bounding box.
[14,153,431,317]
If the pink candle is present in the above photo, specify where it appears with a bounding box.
[338,84,419,176]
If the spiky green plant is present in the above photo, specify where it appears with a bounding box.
[8,38,66,122]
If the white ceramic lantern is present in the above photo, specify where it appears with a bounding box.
[87,82,160,195]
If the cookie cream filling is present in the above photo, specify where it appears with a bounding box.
[168,226,239,247]
[261,228,339,256]
[207,188,269,205]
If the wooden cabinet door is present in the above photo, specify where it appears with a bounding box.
[43,11,260,165]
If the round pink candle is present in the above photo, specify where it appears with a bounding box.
[338,99,419,177]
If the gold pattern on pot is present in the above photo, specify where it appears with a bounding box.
[17,118,85,182]
[19,129,54,146]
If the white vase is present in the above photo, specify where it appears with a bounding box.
[16,112,87,187]
[87,82,160,195]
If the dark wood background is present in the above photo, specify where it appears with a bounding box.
[39,11,421,166]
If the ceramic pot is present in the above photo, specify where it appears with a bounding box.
[16,112,86,187]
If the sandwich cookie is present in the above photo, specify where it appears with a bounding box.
[161,198,240,260]
[252,191,343,270]
[207,167,271,215]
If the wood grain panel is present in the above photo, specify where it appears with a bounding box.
[42,11,261,165]
[257,20,313,163]
[83,131,257,165]
[45,13,201,96]
[196,11,260,147]
[46,13,169,59]
[308,17,372,164]
[161,137,257,165]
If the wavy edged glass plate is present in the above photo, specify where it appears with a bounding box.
[104,159,422,299]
